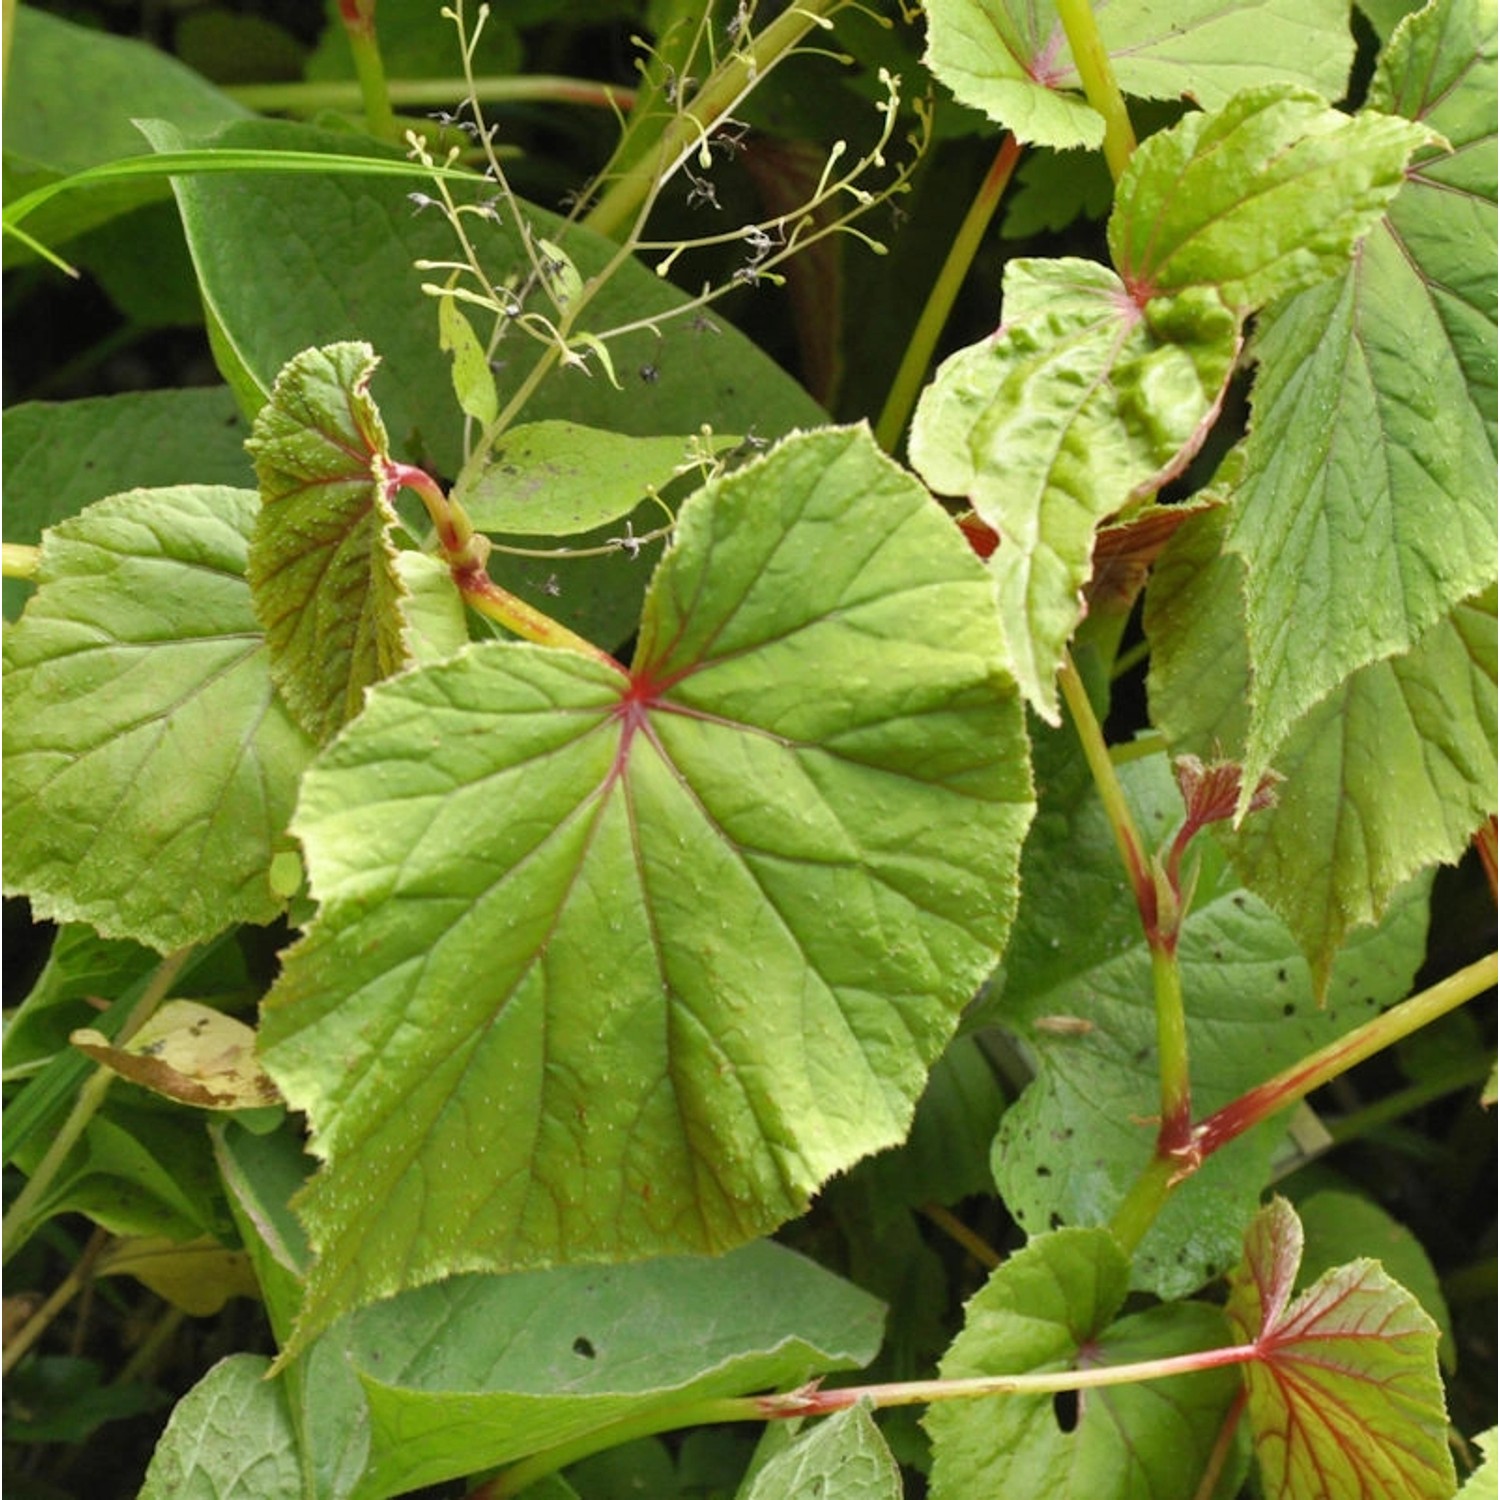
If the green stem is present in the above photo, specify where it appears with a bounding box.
[583,0,842,242]
[339,0,398,142]
[480,1344,1257,1496]
[1325,1054,1494,1145]
[1150,938,1193,1150]
[874,134,1022,454]
[1051,0,1136,180]
[1109,1150,1180,1256]
[227,75,634,116]
[1,948,194,1264]
[1058,651,1153,915]
[3,541,39,578]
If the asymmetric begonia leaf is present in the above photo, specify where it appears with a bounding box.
[1226,1197,1455,1499]
[246,342,410,744]
[926,1229,1246,1500]
[258,424,1034,1355]
[922,0,1353,150]
[1146,506,1496,989]
[457,420,737,535]
[1108,86,1433,311]
[2,486,314,951]
[138,1354,301,1500]
[985,738,1430,1296]
[1224,0,1498,796]
[741,1404,901,1500]
[909,256,1238,719]
[341,1241,885,1500]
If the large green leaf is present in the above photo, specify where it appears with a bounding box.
[1146,506,1496,988]
[908,257,1238,720]
[344,1243,884,1500]
[1,387,254,620]
[2,486,314,951]
[922,0,1354,150]
[1109,86,1432,310]
[926,1229,1246,1500]
[985,739,1431,1297]
[147,118,824,473]
[1225,0,1498,792]
[211,1124,889,1500]
[247,343,410,743]
[1226,1197,1455,1500]
[2,5,247,259]
[259,425,1034,1353]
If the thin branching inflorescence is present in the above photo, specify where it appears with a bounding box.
[408,0,930,568]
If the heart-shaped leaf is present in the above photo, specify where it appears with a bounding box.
[926,1229,1247,1499]
[259,423,1034,1353]
[1226,1197,1455,1499]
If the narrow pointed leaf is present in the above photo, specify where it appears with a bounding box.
[2,486,314,951]
[985,738,1430,1295]
[259,425,1034,1353]
[1147,507,1496,988]
[926,1229,1246,1500]
[1225,0,1498,793]
[909,257,1238,720]
[247,342,411,743]
[1226,1197,1455,1499]
[922,0,1354,150]
[1109,86,1434,310]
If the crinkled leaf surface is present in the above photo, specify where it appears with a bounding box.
[1147,506,1496,988]
[2,486,314,950]
[741,1404,900,1500]
[922,0,1354,149]
[138,1354,300,1500]
[1227,1197,1455,1499]
[458,420,736,536]
[1224,0,1498,792]
[926,1229,1246,1500]
[259,425,1034,1353]
[984,739,1430,1296]
[2,387,252,620]
[909,257,1237,720]
[1109,86,1433,311]
[343,1242,884,1500]
[247,342,409,743]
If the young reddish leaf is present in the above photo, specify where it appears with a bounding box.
[259,424,1034,1356]
[247,341,411,743]
[1226,1197,1456,1500]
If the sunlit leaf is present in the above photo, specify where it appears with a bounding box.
[909,258,1237,720]
[1226,1197,1455,1500]
[1225,0,1498,793]
[2,486,314,950]
[259,424,1033,1353]
[922,0,1355,149]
